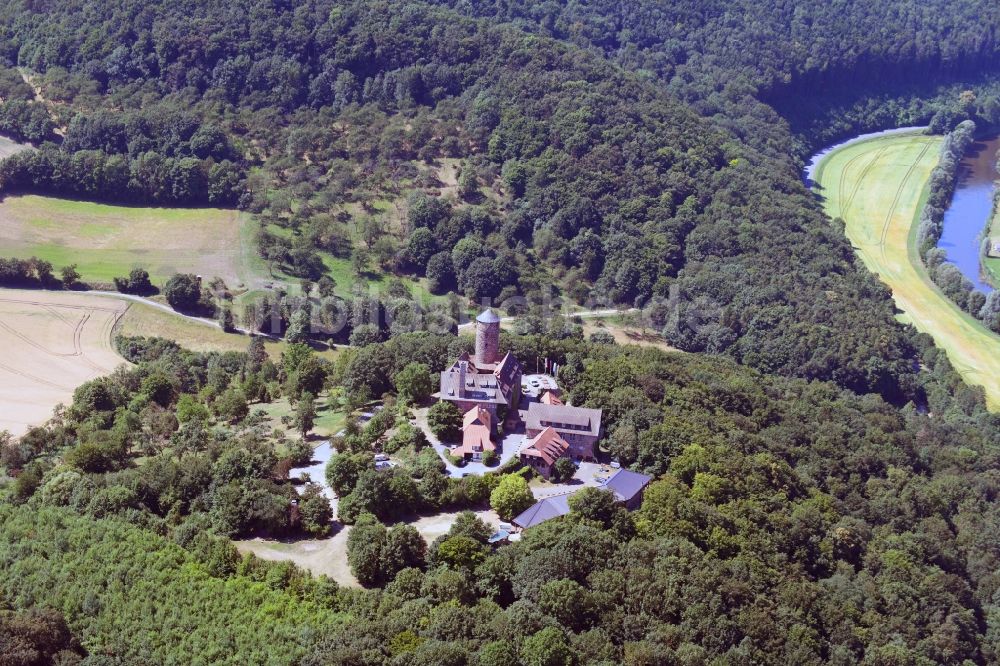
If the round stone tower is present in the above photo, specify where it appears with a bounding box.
[475,309,501,366]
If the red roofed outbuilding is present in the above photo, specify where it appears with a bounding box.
[454,406,495,462]
[519,426,570,479]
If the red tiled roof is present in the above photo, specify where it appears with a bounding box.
[463,406,491,429]
[521,427,569,465]
[455,406,494,456]
[540,391,563,405]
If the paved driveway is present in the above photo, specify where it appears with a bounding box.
[414,407,526,478]
[531,461,610,499]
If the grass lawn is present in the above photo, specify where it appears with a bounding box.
[262,222,441,302]
[813,130,1000,409]
[116,300,262,354]
[252,393,347,439]
[322,254,440,301]
[984,198,1000,285]
[0,194,271,288]
[985,256,1000,286]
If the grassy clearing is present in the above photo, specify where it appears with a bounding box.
[319,254,438,301]
[580,314,680,351]
[814,131,1000,409]
[116,299,339,363]
[251,393,347,439]
[0,195,270,287]
[116,300,258,354]
[984,196,1000,285]
[0,134,31,159]
[0,186,446,318]
[262,220,439,302]
[984,256,1000,286]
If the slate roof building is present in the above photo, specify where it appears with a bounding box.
[436,310,522,421]
[512,494,572,529]
[525,402,602,461]
[601,468,653,509]
[512,468,654,531]
[519,426,570,479]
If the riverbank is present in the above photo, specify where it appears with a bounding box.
[937,135,1000,292]
[984,190,1000,286]
[811,130,1000,409]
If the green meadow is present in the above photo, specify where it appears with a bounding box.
[0,194,268,287]
[814,131,1000,409]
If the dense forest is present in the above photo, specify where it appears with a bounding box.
[4,0,1000,663]
[425,0,1000,153]
[4,328,1000,663]
[0,0,940,401]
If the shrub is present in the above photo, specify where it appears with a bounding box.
[489,474,534,520]
[164,273,203,312]
[113,267,155,295]
[553,457,576,482]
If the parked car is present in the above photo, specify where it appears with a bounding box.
[374,454,389,462]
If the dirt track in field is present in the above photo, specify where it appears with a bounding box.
[0,288,127,435]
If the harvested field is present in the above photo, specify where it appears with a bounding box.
[0,288,126,435]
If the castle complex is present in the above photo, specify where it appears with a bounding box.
[437,309,603,466]
[437,310,522,420]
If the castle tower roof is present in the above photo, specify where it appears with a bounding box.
[476,309,501,324]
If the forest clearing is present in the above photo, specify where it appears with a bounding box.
[814,131,1000,408]
[0,134,30,159]
[0,288,125,435]
[235,508,500,589]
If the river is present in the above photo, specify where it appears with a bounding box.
[937,135,1000,293]
[805,128,1000,294]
